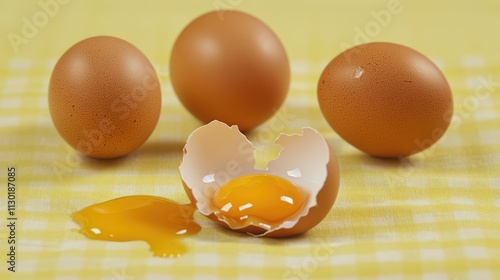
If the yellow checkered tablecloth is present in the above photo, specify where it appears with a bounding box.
[1,1,500,279]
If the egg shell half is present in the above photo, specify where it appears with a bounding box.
[180,121,340,237]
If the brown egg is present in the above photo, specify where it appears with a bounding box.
[49,36,161,159]
[318,42,453,158]
[180,121,341,237]
[170,11,290,131]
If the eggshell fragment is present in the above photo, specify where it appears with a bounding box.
[180,121,340,237]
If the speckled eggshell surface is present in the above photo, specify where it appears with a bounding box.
[318,42,453,158]
[48,36,161,159]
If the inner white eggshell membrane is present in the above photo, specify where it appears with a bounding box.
[180,120,330,236]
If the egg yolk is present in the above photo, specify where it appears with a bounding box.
[72,195,200,258]
[212,174,307,226]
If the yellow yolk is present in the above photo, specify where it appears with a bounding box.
[71,196,200,258]
[212,174,307,225]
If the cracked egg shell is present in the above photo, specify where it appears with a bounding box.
[180,121,340,237]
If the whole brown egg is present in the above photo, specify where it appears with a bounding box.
[49,36,161,159]
[169,11,290,131]
[318,42,453,158]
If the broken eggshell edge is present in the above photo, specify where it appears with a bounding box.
[180,120,340,237]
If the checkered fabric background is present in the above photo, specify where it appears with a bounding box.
[1,1,500,279]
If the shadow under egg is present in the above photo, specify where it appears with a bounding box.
[77,139,186,170]
[339,151,423,170]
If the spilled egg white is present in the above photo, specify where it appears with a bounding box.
[180,121,340,237]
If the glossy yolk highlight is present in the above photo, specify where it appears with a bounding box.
[72,195,200,258]
[212,174,307,227]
